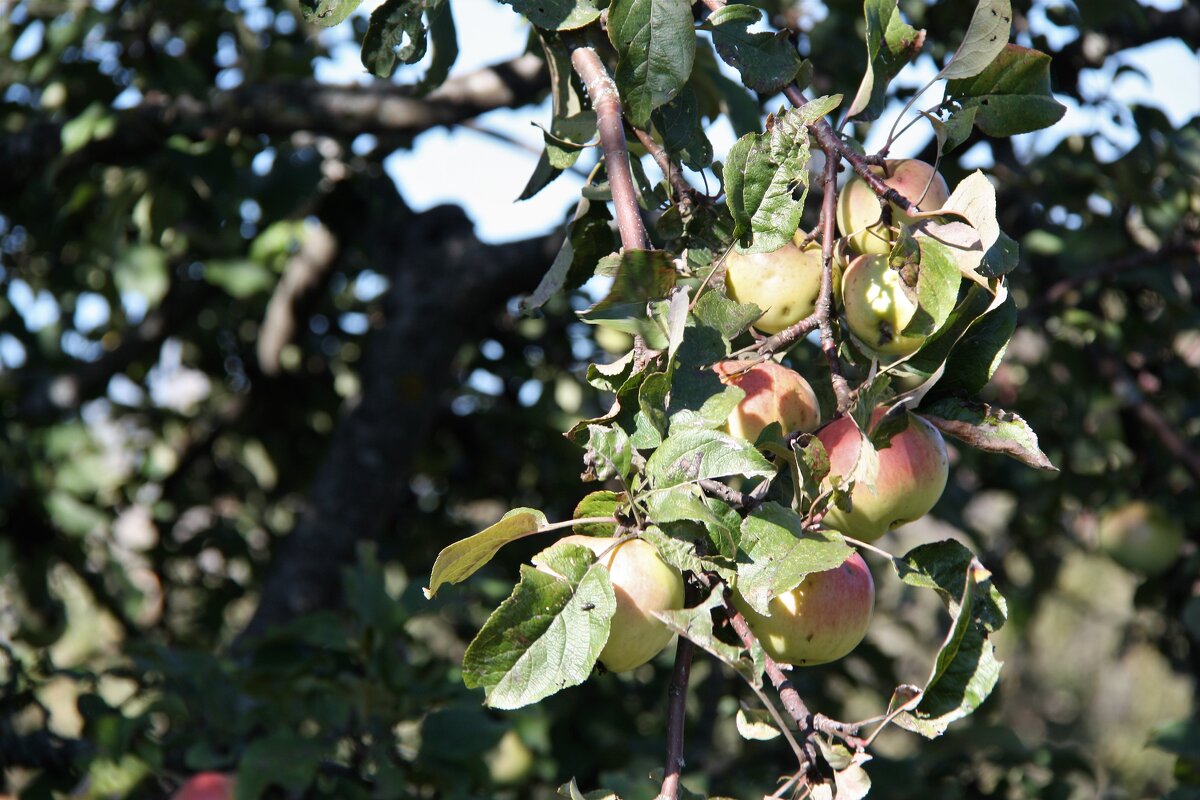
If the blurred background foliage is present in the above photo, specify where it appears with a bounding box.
[0,0,1197,797]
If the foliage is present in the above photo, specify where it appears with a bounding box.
[0,0,1196,798]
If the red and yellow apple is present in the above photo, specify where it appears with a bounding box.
[841,254,926,358]
[817,410,949,542]
[713,360,820,442]
[1099,501,1184,576]
[534,535,684,672]
[836,159,949,255]
[724,241,823,334]
[172,773,235,800]
[734,552,874,665]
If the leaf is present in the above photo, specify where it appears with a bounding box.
[60,102,116,154]
[573,491,624,535]
[579,249,677,346]
[203,259,274,299]
[735,707,781,740]
[937,0,1012,81]
[790,434,829,504]
[361,0,439,78]
[607,0,696,127]
[298,0,363,26]
[114,245,169,305]
[945,44,1067,136]
[236,730,327,798]
[463,543,616,709]
[416,0,458,94]
[901,283,994,380]
[901,237,961,337]
[654,586,760,683]
[654,89,714,171]
[935,291,1015,394]
[892,540,1007,737]
[669,385,745,432]
[692,289,761,341]
[645,428,775,488]
[523,199,614,312]
[724,97,842,252]
[705,4,806,94]
[923,104,977,156]
[915,170,998,284]
[920,399,1056,471]
[501,0,600,30]
[584,424,634,482]
[735,502,853,616]
[425,508,548,598]
[846,0,925,121]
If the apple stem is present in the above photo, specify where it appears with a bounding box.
[656,637,695,800]
[567,41,649,252]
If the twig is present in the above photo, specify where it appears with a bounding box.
[697,478,762,512]
[633,126,701,213]
[657,637,695,800]
[814,150,852,411]
[568,44,648,251]
[1041,241,1200,306]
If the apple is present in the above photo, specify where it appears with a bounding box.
[534,535,684,672]
[172,773,235,800]
[733,552,874,665]
[836,159,950,255]
[817,409,949,542]
[713,360,821,442]
[485,730,536,785]
[841,254,927,358]
[724,241,823,334]
[1099,501,1184,576]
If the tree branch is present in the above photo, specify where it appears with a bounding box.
[657,637,695,800]
[633,127,701,213]
[256,222,339,376]
[568,45,648,251]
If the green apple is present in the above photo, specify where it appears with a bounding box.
[817,410,949,542]
[842,254,927,358]
[836,159,950,255]
[485,730,536,785]
[713,360,821,442]
[1099,501,1184,576]
[535,535,684,672]
[733,552,874,665]
[724,241,823,334]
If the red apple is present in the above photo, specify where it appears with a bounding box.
[172,773,235,800]
[713,360,821,442]
[836,159,950,255]
[817,409,948,542]
[733,552,874,665]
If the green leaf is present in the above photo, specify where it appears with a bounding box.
[735,502,853,616]
[724,97,841,252]
[923,105,977,156]
[654,586,760,683]
[361,0,440,78]
[501,0,600,30]
[416,1,458,94]
[692,289,761,341]
[902,283,993,380]
[607,0,697,127]
[669,384,745,432]
[518,150,566,200]
[522,199,614,311]
[916,170,1000,285]
[298,0,363,26]
[114,245,169,305]
[846,0,925,121]
[790,433,830,504]
[892,540,1007,737]
[579,249,677,346]
[60,102,116,154]
[645,428,775,488]
[654,89,714,171]
[236,729,327,798]
[901,237,961,337]
[706,4,806,95]
[584,424,634,482]
[919,399,1056,471]
[945,44,1066,136]
[937,0,1012,81]
[203,259,274,299]
[935,291,1015,394]
[573,491,624,535]
[690,40,764,137]
[463,543,616,709]
[425,508,549,598]
[735,707,782,740]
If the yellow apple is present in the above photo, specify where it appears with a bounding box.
[733,552,874,665]
[534,535,684,672]
[724,241,823,334]
[836,159,950,255]
[1099,501,1184,576]
[842,254,927,358]
[817,409,949,542]
[713,360,821,442]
